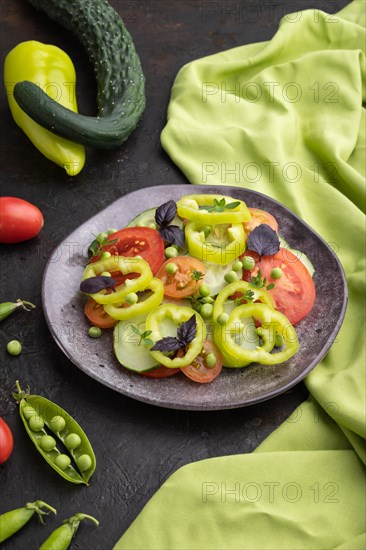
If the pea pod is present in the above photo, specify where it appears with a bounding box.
[39,513,99,550]
[0,500,56,543]
[0,299,36,322]
[13,381,96,485]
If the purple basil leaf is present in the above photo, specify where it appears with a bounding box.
[246,224,280,257]
[80,276,116,294]
[160,225,185,247]
[151,337,181,352]
[155,200,177,227]
[177,315,197,346]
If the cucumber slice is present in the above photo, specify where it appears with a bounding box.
[127,207,184,231]
[113,315,158,372]
[202,260,243,297]
[278,236,315,277]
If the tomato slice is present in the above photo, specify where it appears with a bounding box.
[141,366,181,378]
[85,299,117,329]
[156,256,206,298]
[93,227,165,274]
[181,340,223,383]
[245,208,278,233]
[242,249,316,325]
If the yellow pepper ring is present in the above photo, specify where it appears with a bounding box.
[176,194,251,225]
[185,221,245,265]
[212,280,274,322]
[104,278,164,321]
[82,256,153,305]
[146,304,206,368]
[224,303,298,365]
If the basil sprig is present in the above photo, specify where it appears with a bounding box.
[155,200,185,247]
[151,315,197,353]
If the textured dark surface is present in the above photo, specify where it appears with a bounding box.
[0,1,348,548]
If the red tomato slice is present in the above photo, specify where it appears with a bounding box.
[181,340,223,383]
[245,208,278,233]
[93,227,165,274]
[141,366,181,378]
[156,256,206,298]
[242,249,316,325]
[85,299,117,329]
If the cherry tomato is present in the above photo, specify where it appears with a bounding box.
[94,227,165,274]
[141,366,181,378]
[0,418,14,464]
[84,299,117,329]
[242,249,316,325]
[244,208,278,233]
[181,340,223,383]
[156,256,206,298]
[0,197,44,244]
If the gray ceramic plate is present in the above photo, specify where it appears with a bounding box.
[42,185,347,410]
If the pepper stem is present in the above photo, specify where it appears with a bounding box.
[16,299,36,312]
[25,500,57,524]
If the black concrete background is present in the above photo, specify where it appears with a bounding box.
[0,1,348,548]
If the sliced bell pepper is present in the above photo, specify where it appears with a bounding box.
[104,278,164,320]
[4,41,85,176]
[218,303,298,366]
[146,304,206,368]
[185,221,245,265]
[81,256,153,305]
[176,194,251,225]
[212,280,274,323]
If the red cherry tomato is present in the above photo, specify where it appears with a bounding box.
[156,256,206,298]
[0,418,14,464]
[181,340,223,383]
[242,249,316,325]
[0,197,44,244]
[141,366,181,378]
[245,208,278,233]
[93,227,165,274]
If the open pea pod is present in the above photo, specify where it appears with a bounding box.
[13,382,96,485]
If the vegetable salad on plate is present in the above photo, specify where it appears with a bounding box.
[79,194,316,383]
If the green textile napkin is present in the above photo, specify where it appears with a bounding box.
[114,2,365,548]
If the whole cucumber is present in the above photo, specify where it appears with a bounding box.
[13,0,145,149]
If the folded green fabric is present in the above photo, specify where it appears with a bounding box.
[114,2,365,548]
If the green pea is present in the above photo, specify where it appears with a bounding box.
[242,256,256,270]
[125,293,138,305]
[76,454,92,472]
[54,454,71,470]
[88,326,102,339]
[101,271,111,277]
[271,267,283,279]
[107,228,118,235]
[7,340,22,356]
[40,435,56,452]
[274,333,284,348]
[224,271,238,284]
[165,246,178,259]
[217,313,229,325]
[199,284,210,297]
[200,303,213,319]
[201,296,214,304]
[165,262,178,274]
[49,415,66,433]
[232,260,243,272]
[205,353,217,368]
[22,405,37,420]
[97,231,108,241]
[29,416,44,432]
[65,433,81,451]
[100,251,112,260]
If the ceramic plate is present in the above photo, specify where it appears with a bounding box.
[42,185,347,410]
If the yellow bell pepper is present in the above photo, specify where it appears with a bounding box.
[104,278,164,320]
[4,41,85,176]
